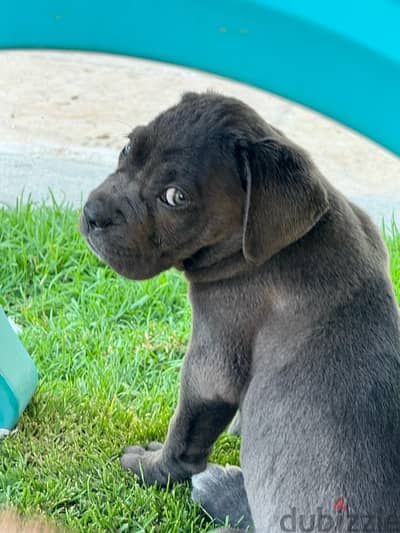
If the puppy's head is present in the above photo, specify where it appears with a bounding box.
[80,92,328,280]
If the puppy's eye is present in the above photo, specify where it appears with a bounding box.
[161,187,187,207]
[121,142,132,157]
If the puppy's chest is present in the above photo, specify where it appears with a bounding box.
[190,278,273,328]
[190,285,278,382]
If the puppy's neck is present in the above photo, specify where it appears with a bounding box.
[182,236,255,283]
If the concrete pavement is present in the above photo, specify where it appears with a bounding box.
[0,51,398,227]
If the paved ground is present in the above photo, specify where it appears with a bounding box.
[0,50,399,227]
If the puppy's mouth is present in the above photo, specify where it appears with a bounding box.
[81,220,170,280]
[86,233,105,262]
[80,215,106,261]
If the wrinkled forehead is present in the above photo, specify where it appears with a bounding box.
[128,123,220,184]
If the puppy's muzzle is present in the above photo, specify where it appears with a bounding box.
[83,198,126,231]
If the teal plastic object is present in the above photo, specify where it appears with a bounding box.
[0,308,38,430]
[0,0,399,155]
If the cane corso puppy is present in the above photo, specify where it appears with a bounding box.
[80,93,400,532]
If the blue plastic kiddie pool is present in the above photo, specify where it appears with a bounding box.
[0,308,38,430]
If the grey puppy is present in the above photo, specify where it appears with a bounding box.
[80,92,400,532]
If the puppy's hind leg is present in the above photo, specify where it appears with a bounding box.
[191,464,253,530]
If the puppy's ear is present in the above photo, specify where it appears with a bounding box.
[239,137,329,265]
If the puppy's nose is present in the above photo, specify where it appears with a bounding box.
[83,199,114,229]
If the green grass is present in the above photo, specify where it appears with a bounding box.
[0,201,399,532]
[386,220,400,302]
[0,200,239,532]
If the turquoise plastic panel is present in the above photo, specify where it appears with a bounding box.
[0,0,399,155]
[0,374,20,430]
[0,308,38,429]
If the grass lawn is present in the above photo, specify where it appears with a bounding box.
[0,201,399,532]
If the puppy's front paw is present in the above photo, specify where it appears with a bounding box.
[121,441,167,486]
